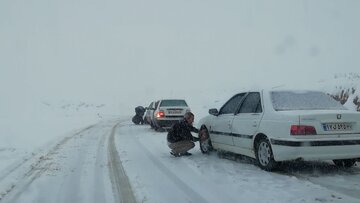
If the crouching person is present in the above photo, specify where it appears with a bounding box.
[167,112,200,157]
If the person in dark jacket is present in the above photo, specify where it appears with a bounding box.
[167,112,200,157]
[132,106,146,124]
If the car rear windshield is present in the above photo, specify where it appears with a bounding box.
[160,100,188,107]
[271,91,346,111]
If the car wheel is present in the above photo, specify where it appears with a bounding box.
[199,126,213,154]
[143,118,149,125]
[150,121,155,129]
[333,159,356,168]
[156,127,166,132]
[152,120,160,131]
[255,138,278,171]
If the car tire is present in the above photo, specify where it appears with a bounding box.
[143,118,149,125]
[153,120,161,131]
[150,121,155,129]
[156,127,166,132]
[333,159,356,168]
[255,137,278,171]
[199,126,213,154]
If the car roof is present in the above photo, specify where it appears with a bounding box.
[232,88,324,94]
[158,99,186,101]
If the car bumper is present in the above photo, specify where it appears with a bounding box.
[270,138,360,161]
[154,117,182,128]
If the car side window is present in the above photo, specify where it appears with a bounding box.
[238,92,262,113]
[219,93,246,115]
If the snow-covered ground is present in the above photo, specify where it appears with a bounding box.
[116,122,360,203]
[2,0,360,202]
[1,76,360,202]
[1,116,360,203]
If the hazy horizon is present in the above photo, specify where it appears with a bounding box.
[1,0,360,112]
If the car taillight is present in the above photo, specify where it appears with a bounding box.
[290,125,317,135]
[156,111,165,118]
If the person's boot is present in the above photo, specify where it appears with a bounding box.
[170,151,180,157]
[180,152,192,156]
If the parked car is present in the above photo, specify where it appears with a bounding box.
[198,90,360,171]
[151,99,191,130]
[144,101,157,127]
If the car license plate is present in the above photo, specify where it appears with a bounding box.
[168,110,182,114]
[322,123,352,131]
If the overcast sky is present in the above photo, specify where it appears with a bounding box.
[1,0,360,109]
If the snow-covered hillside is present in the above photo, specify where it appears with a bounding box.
[319,73,360,111]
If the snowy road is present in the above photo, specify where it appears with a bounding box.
[115,120,360,203]
[1,118,360,203]
[0,119,135,203]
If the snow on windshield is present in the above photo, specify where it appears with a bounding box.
[160,100,188,107]
[271,91,347,111]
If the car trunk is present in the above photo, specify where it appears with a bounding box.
[298,110,360,136]
[161,107,188,118]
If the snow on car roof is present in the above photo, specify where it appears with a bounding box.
[270,90,346,111]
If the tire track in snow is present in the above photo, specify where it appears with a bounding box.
[108,123,137,203]
[0,124,95,185]
[277,162,360,200]
[92,130,109,203]
[0,154,34,183]
[48,120,119,203]
[128,132,209,203]
[286,170,360,200]
[0,124,96,202]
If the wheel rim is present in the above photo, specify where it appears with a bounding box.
[199,130,208,140]
[200,136,209,152]
[258,142,271,166]
[200,142,208,152]
[199,129,211,153]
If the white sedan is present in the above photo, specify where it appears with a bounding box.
[198,90,360,171]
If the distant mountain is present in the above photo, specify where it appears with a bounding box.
[40,101,107,117]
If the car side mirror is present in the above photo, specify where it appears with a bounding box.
[209,108,219,116]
